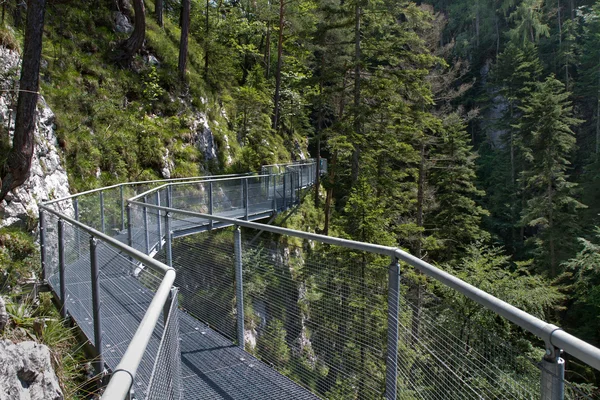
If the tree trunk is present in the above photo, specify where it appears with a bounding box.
[351,0,361,184]
[548,178,556,276]
[155,0,163,27]
[13,0,22,28]
[410,141,426,345]
[475,1,480,48]
[265,19,271,79]
[178,0,190,81]
[597,67,600,160]
[0,0,46,202]
[116,0,145,67]
[204,0,209,79]
[315,67,324,208]
[323,151,336,236]
[272,0,284,132]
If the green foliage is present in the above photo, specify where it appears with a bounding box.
[562,228,600,342]
[517,76,584,275]
[0,227,39,292]
[429,114,490,260]
[257,319,291,370]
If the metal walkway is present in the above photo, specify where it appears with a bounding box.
[49,230,319,399]
[41,162,323,399]
[39,158,600,400]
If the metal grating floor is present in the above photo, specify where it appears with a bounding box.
[49,203,319,399]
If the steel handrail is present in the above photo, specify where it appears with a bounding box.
[42,173,250,205]
[40,163,318,400]
[127,173,279,202]
[127,201,600,373]
[39,204,177,398]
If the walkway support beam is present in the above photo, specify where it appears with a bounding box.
[120,185,126,232]
[209,182,213,231]
[156,191,162,251]
[58,218,67,319]
[385,257,400,400]
[100,190,105,234]
[541,354,565,400]
[90,236,104,379]
[234,226,245,350]
[165,212,173,268]
[143,195,150,255]
[39,209,46,280]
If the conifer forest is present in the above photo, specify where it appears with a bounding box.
[2,0,600,398]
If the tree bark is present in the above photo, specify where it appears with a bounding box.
[178,0,190,81]
[272,0,284,132]
[204,0,209,79]
[323,151,336,236]
[0,0,46,202]
[115,0,145,67]
[265,19,271,79]
[351,0,361,184]
[155,0,163,27]
[410,141,426,345]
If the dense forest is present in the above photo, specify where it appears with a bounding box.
[2,0,600,397]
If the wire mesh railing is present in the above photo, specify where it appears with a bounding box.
[38,163,321,400]
[39,158,600,400]
[127,199,600,400]
[39,204,181,400]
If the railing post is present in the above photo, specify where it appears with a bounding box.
[163,287,178,327]
[156,191,162,251]
[234,226,245,350]
[143,195,150,255]
[244,179,249,220]
[283,173,287,209]
[74,198,80,256]
[127,204,133,249]
[540,351,565,400]
[209,182,214,231]
[272,174,277,211]
[39,209,46,280]
[385,257,400,400]
[58,219,67,319]
[165,212,173,268]
[99,190,105,234]
[90,236,104,380]
[233,226,245,350]
[167,184,173,208]
[120,185,126,232]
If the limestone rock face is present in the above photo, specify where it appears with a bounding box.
[0,47,72,228]
[113,11,133,34]
[0,297,6,333]
[0,340,63,400]
[191,113,218,165]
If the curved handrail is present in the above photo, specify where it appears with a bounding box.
[128,201,600,373]
[39,162,318,400]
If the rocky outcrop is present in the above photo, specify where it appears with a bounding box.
[113,11,133,34]
[0,297,6,333]
[191,113,218,165]
[0,340,63,400]
[0,47,72,228]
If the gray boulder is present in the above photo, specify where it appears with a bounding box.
[0,340,63,400]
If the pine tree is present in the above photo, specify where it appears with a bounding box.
[429,114,489,261]
[517,76,584,276]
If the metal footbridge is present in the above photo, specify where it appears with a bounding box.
[38,159,600,400]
